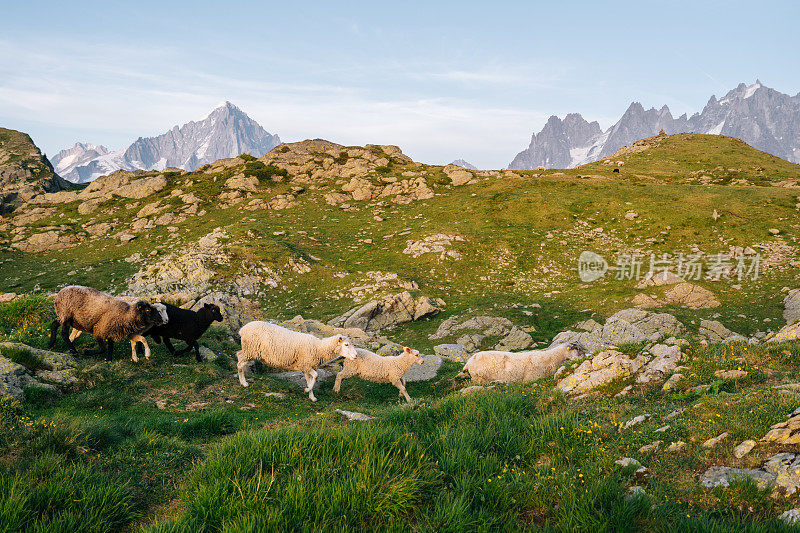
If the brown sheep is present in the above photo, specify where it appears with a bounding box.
[48,285,165,361]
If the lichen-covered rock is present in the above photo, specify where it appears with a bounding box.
[663,282,720,309]
[552,309,685,354]
[329,292,444,332]
[762,407,800,445]
[699,319,747,342]
[403,234,464,260]
[114,174,167,199]
[703,453,800,495]
[0,343,79,399]
[637,343,683,384]
[433,343,468,362]
[768,323,800,343]
[557,349,649,395]
[494,326,533,351]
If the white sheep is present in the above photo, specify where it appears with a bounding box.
[333,347,424,402]
[236,321,358,402]
[69,302,168,362]
[462,342,584,385]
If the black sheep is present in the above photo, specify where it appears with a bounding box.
[146,302,223,361]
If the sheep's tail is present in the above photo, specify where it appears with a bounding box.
[48,320,60,348]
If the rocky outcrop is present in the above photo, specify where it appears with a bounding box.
[0,128,72,214]
[783,289,800,326]
[551,309,685,354]
[329,292,444,332]
[403,234,464,259]
[557,349,649,395]
[701,453,800,495]
[762,407,800,445]
[0,343,79,400]
[699,320,747,343]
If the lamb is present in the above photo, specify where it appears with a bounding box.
[145,302,224,362]
[236,321,358,402]
[69,302,168,362]
[48,285,165,361]
[333,347,424,402]
[462,342,585,385]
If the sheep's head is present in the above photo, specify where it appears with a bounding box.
[152,303,169,325]
[565,341,586,360]
[403,346,424,365]
[135,301,166,327]
[202,303,224,322]
[335,335,358,359]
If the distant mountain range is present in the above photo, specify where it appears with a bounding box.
[52,102,281,183]
[508,81,800,169]
[450,159,478,170]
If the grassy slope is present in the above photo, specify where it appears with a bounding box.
[1,135,800,530]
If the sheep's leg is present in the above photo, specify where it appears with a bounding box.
[129,334,149,362]
[105,339,114,361]
[333,368,353,393]
[193,341,202,363]
[304,369,318,402]
[69,329,81,342]
[163,338,177,355]
[236,352,250,387]
[60,323,78,355]
[48,320,60,348]
[393,379,412,403]
[130,340,139,363]
[175,342,192,356]
[84,338,105,356]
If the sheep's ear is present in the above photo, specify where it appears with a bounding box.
[403,347,412,354]
[336,335,344,344]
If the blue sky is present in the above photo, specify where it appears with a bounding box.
[1,0,798,168]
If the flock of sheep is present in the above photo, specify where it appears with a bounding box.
[47,285,585,402]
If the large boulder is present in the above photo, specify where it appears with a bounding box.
[114,174,167,199]
[556,349,650,395]
[329,292,444,332]
[494,326,533,351]
[699,319,747,343]
[663,282,720,309]
[551,309,685,354]
[784,289,800,326]
[702,453,800,495]
[0,343,79,400]
[403,354,442,382]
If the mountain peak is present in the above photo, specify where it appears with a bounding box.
[509,81,800,170]
[56,104,281,182]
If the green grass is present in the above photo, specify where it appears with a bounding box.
[2,134,800,530]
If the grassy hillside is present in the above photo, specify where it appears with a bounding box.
[2,133,800,530]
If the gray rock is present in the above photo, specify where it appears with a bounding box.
[699,319,747,343]
[198,346,216,362]
[460,385,494,395]
[456,333,485,352]
[494,326,533,351]
[784,289,800,326]
[551,309,685,354]
[336,409,373,422]
[780,509,800,525]
[331,292,444,332]
[701,453,800,494]
[403,354,442,382]
[0,343,79,400]
[433,343,468,362]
